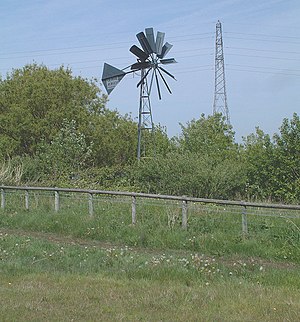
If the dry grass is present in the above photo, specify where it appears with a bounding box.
[0,160,23,185]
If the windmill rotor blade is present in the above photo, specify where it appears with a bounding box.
[136,32,153,55]
[136,68,152,88]
[157,68,172,94]
[130,45,149,61]
[145,28,156,53]
[131,61,151,70]
[160,58,177,65]
[158,66,176,80]
[101,63,126,94]
[103,28,177,102]
[155,31,165,56]
[157,42,173,59]
[154,69,162,100]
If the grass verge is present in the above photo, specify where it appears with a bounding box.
[0,230,300,321]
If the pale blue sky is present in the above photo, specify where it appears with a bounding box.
[1,0,300,141]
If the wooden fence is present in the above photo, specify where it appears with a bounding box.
[1,185,300,234]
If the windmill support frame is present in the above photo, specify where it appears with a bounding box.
[137,69,154,160]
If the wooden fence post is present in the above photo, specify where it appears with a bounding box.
[88,193,94,217]
[1,189,5,209]
[25,190,29,210]
[131,196,136,225]
[55,190,60,212]
[242,205,248,236]
[182,199,188,230]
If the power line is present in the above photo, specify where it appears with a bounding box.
[1,29,299,62]
[2,60,299,78]
[226,46,300,55]
[225,31,300,40]
[0,47,214,64]
[1,28,299,59]
[223,21,300,30]
[226,36,300,45]
[56,64,300,78]
[0,42,130,57]
[227,63,300,73]
[227,67,300,77]
[227,53,300,61]
[0,35,214,58]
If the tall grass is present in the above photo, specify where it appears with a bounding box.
[1,189,299,263]
[0,160,23,185]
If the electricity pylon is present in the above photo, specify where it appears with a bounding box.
[213,20,230,124]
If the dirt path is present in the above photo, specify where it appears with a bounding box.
[0,227,119,249]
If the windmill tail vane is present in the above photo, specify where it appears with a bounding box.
[101,27,177,99]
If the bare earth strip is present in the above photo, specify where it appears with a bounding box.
[0,227,299,271]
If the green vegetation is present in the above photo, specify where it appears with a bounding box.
[1,190,299,261]
[0,63,300,203]
[0,201,300,320]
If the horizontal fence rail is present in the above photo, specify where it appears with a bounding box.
[1,185,300,234]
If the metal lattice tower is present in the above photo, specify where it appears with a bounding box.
[213,20,230,124]
[137,69,154,160]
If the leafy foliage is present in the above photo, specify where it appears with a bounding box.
[133,152,245,199]
[273,113,300,201]
[178,113,238,160]
[243,113,300,202]
[86,110,137,167]
[133,114,245,199]
[243,128,275,200]
[36,119,93,180]
[0,63,107,158]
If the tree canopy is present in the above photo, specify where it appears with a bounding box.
[0,63,107,158]
[243,113,300,202]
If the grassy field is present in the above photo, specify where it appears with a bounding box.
[0,190,300,321]
[1,231,300,321]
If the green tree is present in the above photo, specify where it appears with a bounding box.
[242,127,275,201]
[273,113,300,202]
[36,119,93,181]
[0,63,107,158]
[243,113,300,203]
[87,110,137,166]
[178,113,237,160]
